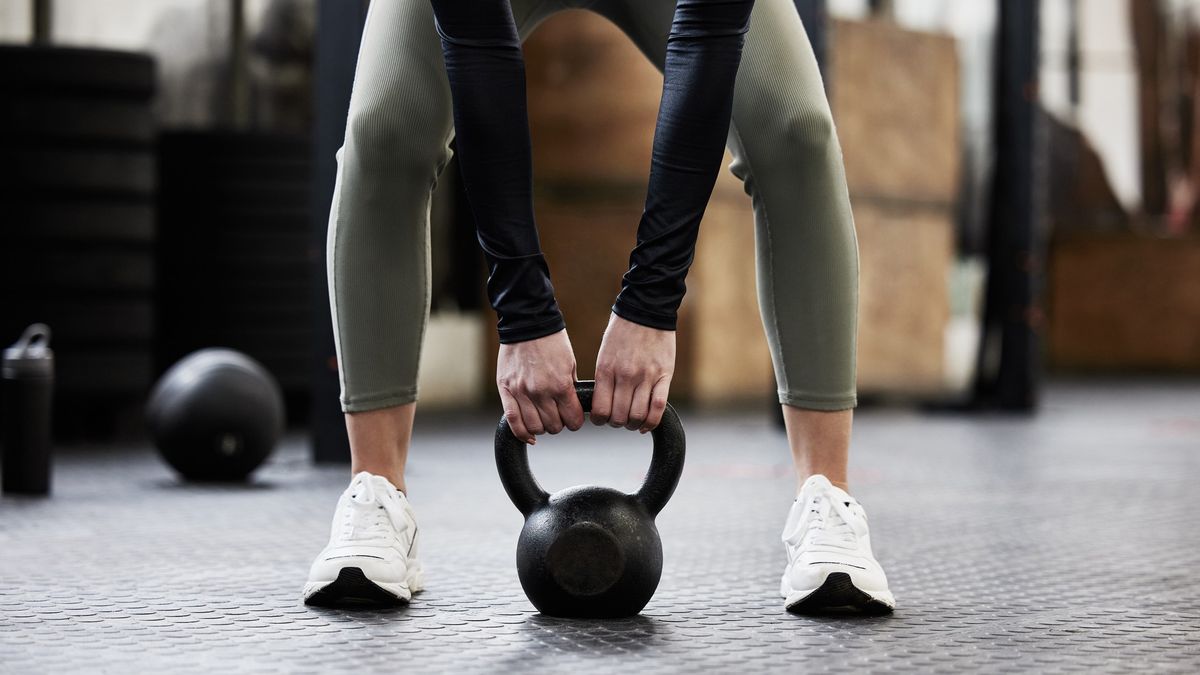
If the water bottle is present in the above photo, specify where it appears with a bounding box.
[2,324,55,496]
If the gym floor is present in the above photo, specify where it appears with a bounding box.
[2,380,1199,673]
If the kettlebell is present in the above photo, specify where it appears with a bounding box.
[495,380,685,618]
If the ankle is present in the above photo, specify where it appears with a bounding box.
[797,473,849,494]
[344,404,414,495]
[351,465,406,493]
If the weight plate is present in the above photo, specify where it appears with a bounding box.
[1,148,154,194]
[2,300,152,343]
[0,96,154,145]
[5,202,154,243]
[0,46,155,97]
[159,131,309,159]
[2,248,153,292]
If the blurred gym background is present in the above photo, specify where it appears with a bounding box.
[1,0,1196,462]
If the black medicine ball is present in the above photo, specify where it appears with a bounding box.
[146,349,284,481]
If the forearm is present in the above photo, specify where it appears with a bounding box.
[613,0,756,330]
[430,0,565,343]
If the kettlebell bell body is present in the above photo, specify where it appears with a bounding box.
[495,381,685,618]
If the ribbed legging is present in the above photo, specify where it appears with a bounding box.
[326,0,860,412]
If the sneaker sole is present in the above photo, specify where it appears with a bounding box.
[303,567,412,608]
[784,572,895,615]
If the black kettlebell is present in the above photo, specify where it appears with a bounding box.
[495,380,685,618]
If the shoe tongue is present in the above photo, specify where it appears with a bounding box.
[350,471,399,491]
[369,474,398,491]
[800,475,855,507]
[347,472,396,505]
[800,474,834,498]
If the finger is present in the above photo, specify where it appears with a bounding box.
[625,380,652,431]
[557,385,585,431]
[500,388,530,444]
[534,389,564,435]
[608,375,634,428]
[591,368,614,426]
[640,376,671,433]
[515,391,544,441]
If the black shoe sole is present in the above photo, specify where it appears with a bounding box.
[786,572,894,616]
[304,567,410,609]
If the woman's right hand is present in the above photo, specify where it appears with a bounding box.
[496,329,585,445]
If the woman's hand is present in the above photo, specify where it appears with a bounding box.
[591,313,676,433]
[497,329,585,445]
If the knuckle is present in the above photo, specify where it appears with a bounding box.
[616,364,639,379]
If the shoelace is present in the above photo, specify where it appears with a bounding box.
[783,493,863,553]
[339,476,409,544]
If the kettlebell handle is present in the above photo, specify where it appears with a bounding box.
[494,380,686,517]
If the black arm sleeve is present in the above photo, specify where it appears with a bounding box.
[430,0,566,344]
[612,0,756,331]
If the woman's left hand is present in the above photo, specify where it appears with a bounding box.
[591,313,676,433]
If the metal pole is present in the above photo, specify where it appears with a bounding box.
[32,0,52,44]
[311,0,370,463]
[1067,0,1081,114]
[868,0,894,20]
[793,0,828,85]
[230,0,250,129]
[973,0,1045,412]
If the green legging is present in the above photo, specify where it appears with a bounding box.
[327,0,859,413]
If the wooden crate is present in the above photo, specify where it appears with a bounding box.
[524,10,662,188]
[855,203,954,393]
[1049,234,1200,371]
[831,19,959,394]
[676,178,773,404]
[831,18,961,205]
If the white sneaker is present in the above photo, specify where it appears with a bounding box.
[303,471,424,607]
[780,474,895,614]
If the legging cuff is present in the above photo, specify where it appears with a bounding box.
[778,391,857,411]
[341,387,420,413]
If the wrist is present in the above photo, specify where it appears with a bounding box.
[497,314,566,345]
[611,300,677,332]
